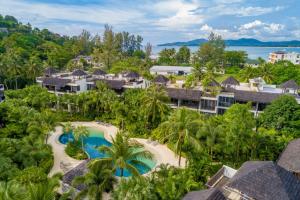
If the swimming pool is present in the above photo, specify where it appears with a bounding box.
[59,128,156,177]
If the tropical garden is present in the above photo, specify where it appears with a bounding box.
[0,14,300,199]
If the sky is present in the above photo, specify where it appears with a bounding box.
[0,0,299,44]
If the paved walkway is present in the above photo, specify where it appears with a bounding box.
[48,126,82,177]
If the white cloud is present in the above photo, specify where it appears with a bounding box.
[239,20,264,30]
[200,24,214,32]
[153,0,205,29]
[239,20,285,34]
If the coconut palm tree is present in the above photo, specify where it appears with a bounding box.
[73,125,89,151]
[159,108,202,166]
[40,109,58,144]
[197,117,223,159]
[259,63,274,83]
[94,132,153,177]
[72,162,116,200]
[25,177,59,200]
[63,121,73,134]
[142,84,170,128]
[0,181,24,200]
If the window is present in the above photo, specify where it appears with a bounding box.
[218,96,234,107]
[200,99,216,110]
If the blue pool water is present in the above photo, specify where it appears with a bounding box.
[59,129,155,177]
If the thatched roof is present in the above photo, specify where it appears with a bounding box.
[280,80,299,89]
[166,88,202,101]
[44,67,57,76]
[183,188,226,200]
[207,79,221,87]
[125,71,140,79]
[72,69,87,76]
[153,75,169,84]
[42,77,71,87]
[227,161,300,200]
[221,76,240,86]
[95,79,125,90]
[232,90,281,103]
[277,138,300,173]
[93,69,107,76]
[62,160,89,191]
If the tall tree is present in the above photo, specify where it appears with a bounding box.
[195,32,225,73]
[95,132,153,177]
[73,125,89,151]
[142,85,170,129]
[157,108,202,166]
[72,162,116,200]
[176,46,191,65]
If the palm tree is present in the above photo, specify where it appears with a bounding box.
[72,162,116,200]
[259,63,273,83]
[142,85,170,128]
[73,125,89,151]
[159,108,202,166]
[40,109,58,144]
[0,181,24,200]
[25,178,59,200]
[197,117,223,159]
[240,66,257,82]
[63,122,73,134]
[94,132,153,177]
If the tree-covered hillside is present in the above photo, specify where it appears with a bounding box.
[0,15,149,89]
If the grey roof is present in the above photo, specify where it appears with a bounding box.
[95,79,125,90]
[280,80,299,89]
[62,160,89,191]
[125,71,140,78]
[153,75,169,84]
[207,79,221,87]
[93,69,107,76]
[44,67,57,76]
[183,188,226,200]
[42,77,71,87]
[227,161,300,200]
[277,138,300,173]
[232,89,281,103]
[221,76,240,86]
[150,66,193,73]
[166,88,202,101]
[72,69,88,76]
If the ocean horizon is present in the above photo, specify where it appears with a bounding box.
[153,46,300,60]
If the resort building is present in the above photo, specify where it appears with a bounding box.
[155,75,300,116]
[150,65,193,75]
[0,84,4,103]
[269,51,300,65]
[184,161,300,200]
[36,68,150,95]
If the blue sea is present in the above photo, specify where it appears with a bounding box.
[153,46,300,60]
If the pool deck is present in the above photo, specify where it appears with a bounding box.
[48,121,186,177]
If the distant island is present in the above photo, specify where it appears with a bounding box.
[158,38,300,47]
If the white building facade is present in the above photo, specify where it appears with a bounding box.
[269,51,300,65]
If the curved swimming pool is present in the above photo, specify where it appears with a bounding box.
[59,128,156,177]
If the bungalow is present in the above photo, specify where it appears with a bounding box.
[37,68,150,95]
[150,65,193,76]
[184,161,300,200]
